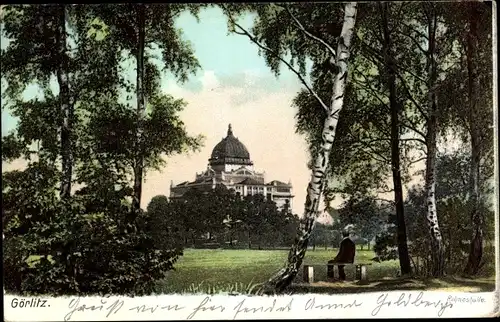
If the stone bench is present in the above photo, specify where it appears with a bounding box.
[302,263,372,283]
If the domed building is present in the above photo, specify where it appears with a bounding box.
[170,124,294,210]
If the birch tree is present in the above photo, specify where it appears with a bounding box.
[401,1,493,276]
[292,3,420,276]
[396,2,449,277]
[293,2,451,276]
[223,2,358,292]
[2,4,202,294]
[421,3,445,277]
[55,5,73,200]
[461,2,493,276]
[89,4,202,218]
[437,1,493,276]
[2,5,74,200]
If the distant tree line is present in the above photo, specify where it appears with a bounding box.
[310,198,388,251]
[146,186,300,250]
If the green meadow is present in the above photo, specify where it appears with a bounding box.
[26,248,495,294]
[155,248,495,294]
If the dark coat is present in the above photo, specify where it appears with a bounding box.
[333,237,356,264]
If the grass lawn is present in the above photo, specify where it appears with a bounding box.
[156,248,495,294]
[25,249,495,295]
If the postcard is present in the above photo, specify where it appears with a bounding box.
[2,1,498,320]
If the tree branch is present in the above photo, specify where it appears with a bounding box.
[226,12,331,113]
[396,70,428,121]
[349,132,391,164]
[404,20,429,40]
[354,33,385,65]
[397,28,428,55]
[377,186,395,194]
[358,148,390,164]
[407,156,427,166]
[401,118,426,140]
[351,76,389,110]
[283,5,337,59]
[401,137,427,145]
[396,61,427,83]
[357,137,426,146]
[373,197,395,205]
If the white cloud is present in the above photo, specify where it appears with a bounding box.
[144,70,311,215]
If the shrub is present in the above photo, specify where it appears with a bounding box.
[3,165,182,296]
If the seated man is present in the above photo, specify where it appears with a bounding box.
[328,231,356,281]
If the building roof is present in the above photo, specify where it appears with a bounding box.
[237,177,264,185]
[209,124,253,166]
[267,180,291,187]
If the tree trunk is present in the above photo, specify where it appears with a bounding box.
[133,4,146,215]
[55,4,78,292]
[265,3,358,293]
[464,3,483,276]
[56,4,73,200]
[424,4,445,277]
[380,2,412,276]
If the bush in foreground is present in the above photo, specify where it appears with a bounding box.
[3,165,182,296]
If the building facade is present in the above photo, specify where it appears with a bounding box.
[170,124,294,210]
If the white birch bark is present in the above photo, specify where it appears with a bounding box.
[56,4,73,200]
[424,4,445,277]
[464,3,483,275]
[266,2,358,293]
[133,4,146,217]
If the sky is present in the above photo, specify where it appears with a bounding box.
[141,8,313,216]
[1,7,316,217]
[1,6,470,221]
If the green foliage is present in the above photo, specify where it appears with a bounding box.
[438,2,493,145]
[1,4,203,295]
[373,231,399,262]
[146,189,300,249]
[374,150,496,276]
[1,5,60,97]
[1,133,27,162]
[89,4,201,85]
[2,160,183,295]
[337,195,389,244]
[310,223,341,249]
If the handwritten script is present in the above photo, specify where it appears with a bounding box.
[63,292,455,321]
[371,292,453,317]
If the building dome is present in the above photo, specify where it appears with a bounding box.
[209,124,253,166]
